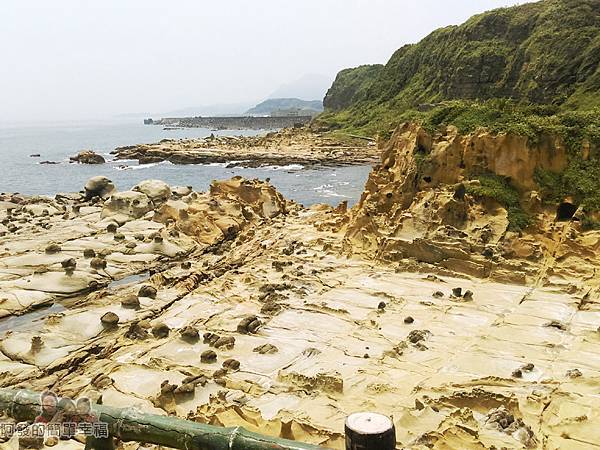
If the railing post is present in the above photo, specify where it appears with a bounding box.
[85,435,115,450]
[345,412,396,450]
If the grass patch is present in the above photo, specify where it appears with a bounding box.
[465,173,531,231]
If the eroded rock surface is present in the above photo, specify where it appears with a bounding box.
[111,127,379,168]
[0,148,599,449]
[70,150,106,165]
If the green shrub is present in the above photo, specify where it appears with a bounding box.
[465,173,531,231]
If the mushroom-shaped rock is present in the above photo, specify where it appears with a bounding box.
[121,294,141,309]
[90,258,107,270]
[160,380,177,394]
[253,343,278,354]
[180,326,199,343]
[213,336,235,349]
[101,312,119,328]
[182,374,208,387]
[61,258,77,271]
[102,191,153,221]
[45,243,61,254]
[222,359,240,371]
[212,368,228,379]
[138,285,157,299]
[407,329,430,344]
[83,248,96,258]
[203,332,220,345]
[106,222,118,233]
[237,315,262,334]
[84,176,116,200]
[30,336,44,353]
[152,323,170,338]
[200,350,217,363]
[521,363,534,372]
[125,322,149,340]
[133,180,171,205]
[173,383,195,395]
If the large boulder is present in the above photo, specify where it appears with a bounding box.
[102,191,153,222]
[70,150,105,164]
[133,180,171,205]
[84,176,116,200]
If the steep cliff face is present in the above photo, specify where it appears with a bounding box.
[321,0,600,133]
[322,64,383,111]
[343,123,600,285]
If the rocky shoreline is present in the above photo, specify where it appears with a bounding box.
[111,127,379,168]
[0,124,599,449]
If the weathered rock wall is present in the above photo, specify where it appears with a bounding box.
[342,122,598,286]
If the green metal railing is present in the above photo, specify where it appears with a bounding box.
[0,388,328,450]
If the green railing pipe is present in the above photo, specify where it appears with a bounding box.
[0,388,328,450]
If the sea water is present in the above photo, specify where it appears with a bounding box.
[0,120,371,206]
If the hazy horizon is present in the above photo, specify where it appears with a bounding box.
[2,0,535,123]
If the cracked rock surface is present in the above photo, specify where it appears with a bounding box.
[1,135,599,449]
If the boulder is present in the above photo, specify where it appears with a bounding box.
[101,191,152,221]
[133,180,171,205]
[84,176,116,200]
[171,186,193,197]
[70,150,106,165]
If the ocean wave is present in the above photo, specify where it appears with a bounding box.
[110,158,137,163]
[313,183,350,198]
[114,160,172,171]
[262,164,304,171]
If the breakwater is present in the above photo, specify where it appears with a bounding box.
[147,115,312,130]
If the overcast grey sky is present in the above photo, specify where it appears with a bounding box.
[1,1,534,122]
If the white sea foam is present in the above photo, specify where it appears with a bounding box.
[313,183,350,198]
[262,164,304,171]
[115,160,171,171]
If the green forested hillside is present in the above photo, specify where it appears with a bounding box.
[319,0,600,135]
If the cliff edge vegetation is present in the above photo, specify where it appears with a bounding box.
[318,0,600,136]
[316,0,600,226]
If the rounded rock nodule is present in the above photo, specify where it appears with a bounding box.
[152,322,170,338]
[101,312,119,328]
[90,258,107,270]
[200,349,217,363]
[121,294,141,309]
[138,285,157,299]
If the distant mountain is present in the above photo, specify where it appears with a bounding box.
[269,74,333,101]
[245,98,323,116]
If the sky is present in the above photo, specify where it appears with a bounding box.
[1,0,535,122]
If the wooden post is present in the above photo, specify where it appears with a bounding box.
[345,412,396,450]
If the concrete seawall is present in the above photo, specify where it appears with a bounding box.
[151,115,312,130]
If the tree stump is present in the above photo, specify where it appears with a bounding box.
[345,412,396,450]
